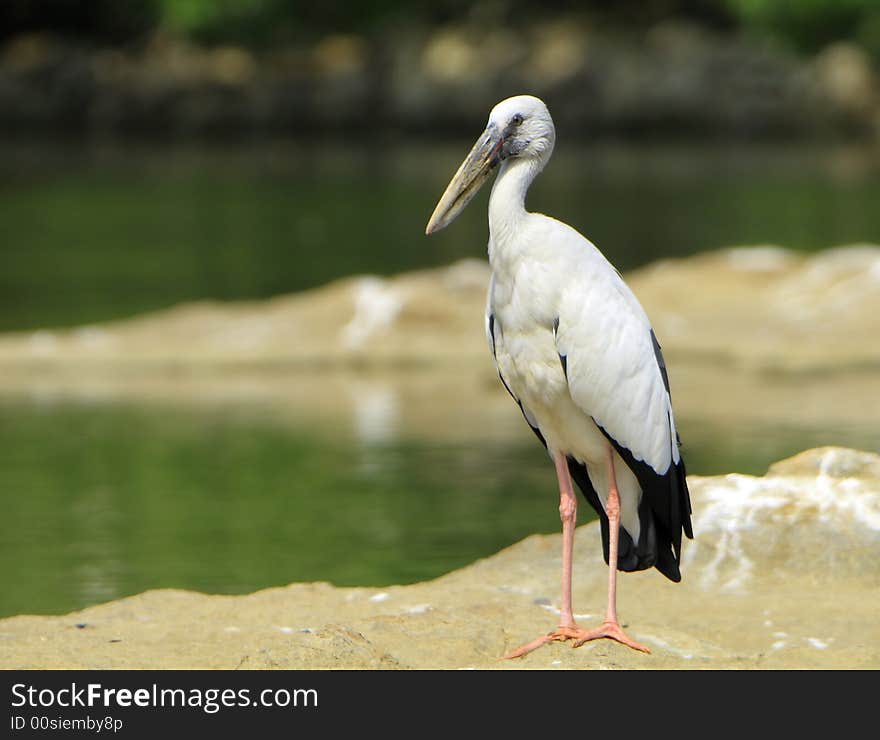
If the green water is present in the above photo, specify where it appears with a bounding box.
[0,396,871,619]
[2,138,880,618]
[0,398,554,617]
[3,140,880,332]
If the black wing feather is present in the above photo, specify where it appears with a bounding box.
[596,423,690,582]
[650,329,670,395]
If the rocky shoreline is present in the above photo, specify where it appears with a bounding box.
[2,246,879,371]
[2,20,878,139]
[1,447,877,669]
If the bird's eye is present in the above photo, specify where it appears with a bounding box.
[511,113,524,126]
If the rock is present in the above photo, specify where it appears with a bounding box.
[0,257,492,369]
[813,42,877,119]
[0,447,877,669]
[0,32,56,71]
[2,246,879,372]
[312,35,368,81]
[769,446,880,479]
[421,29,482,85]
[683,447,880,592]
[208,46,258,86]
[525,22,588,86]
[630,244,880,371]
[0,247,876,444]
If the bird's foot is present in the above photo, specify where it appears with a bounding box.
[501,625,577,659]
[502,621,650,659]
[569,620,650,653]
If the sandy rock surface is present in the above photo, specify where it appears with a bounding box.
[1,246,879,371]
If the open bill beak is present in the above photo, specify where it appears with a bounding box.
[425,125,503,235]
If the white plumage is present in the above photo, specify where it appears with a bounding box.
[427,95,692,658]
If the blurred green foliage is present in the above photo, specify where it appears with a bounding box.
[726,0,880,57]
[155,0,413,44]
[1,0,879,56]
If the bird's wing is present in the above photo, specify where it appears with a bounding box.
[554,259,693,571]
[553,266,678,476]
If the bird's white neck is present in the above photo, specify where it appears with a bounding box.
[488,157,542,260]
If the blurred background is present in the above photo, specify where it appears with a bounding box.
[1,0,879,618]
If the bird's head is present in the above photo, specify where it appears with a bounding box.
[425,95,555,235]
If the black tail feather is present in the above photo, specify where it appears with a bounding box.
[596,425,692,583]
[567,447,691,583]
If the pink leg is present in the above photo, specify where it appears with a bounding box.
[556,450,578,628]
[503,447,649,659]
[567,449,649,652]
[502,451,580,659]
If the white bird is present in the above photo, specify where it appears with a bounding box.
[426,95,693,658]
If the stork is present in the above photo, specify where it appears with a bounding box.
[425,95,693,658]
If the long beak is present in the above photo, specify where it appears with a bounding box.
[425,125,503,235]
